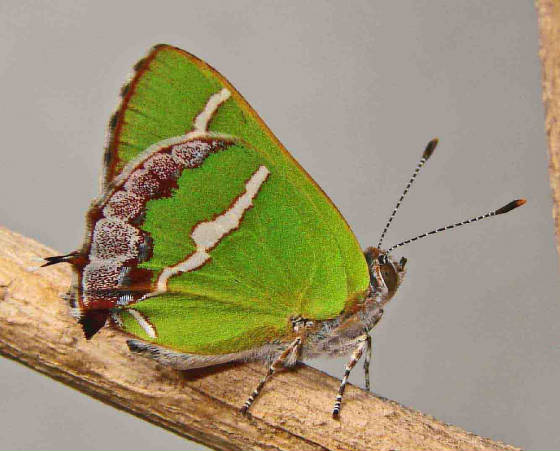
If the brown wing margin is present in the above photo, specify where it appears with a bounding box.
[102,45,165,187]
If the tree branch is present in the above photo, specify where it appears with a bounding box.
[0,227,519,451]
[537,0,560,260]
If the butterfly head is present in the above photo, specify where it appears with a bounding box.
[364,247,407,303]
[368,138,525,305]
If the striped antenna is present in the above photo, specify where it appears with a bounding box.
[386,199,526,253]
[377,138,438,248]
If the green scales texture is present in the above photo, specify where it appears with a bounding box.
[106,45,370,354]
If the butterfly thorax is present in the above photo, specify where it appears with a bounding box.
[300,297,381,359]
[300,247,406,359]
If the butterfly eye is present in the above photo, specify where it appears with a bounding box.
[399,257,407,270]
[378,254,388,265]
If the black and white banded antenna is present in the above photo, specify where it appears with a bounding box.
[377,138,438,249]
[385,199,526,254]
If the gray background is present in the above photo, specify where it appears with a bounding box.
[0,1,558,450]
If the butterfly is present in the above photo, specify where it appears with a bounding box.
[44,44,525,417]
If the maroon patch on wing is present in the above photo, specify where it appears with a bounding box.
[172,141,212,168]
[144,153,182,180]
[103,191,144,221]
[82,261,121,296]
[124,169,162,197]
[90,219,142,261]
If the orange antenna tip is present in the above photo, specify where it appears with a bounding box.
[495,199,527,215]
[422,138,439,160]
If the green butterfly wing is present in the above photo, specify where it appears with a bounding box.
[120,294,286,355]
[106,45,370,354]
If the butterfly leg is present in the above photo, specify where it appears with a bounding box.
[240,336,302,415]
[364,333,372,392]
[332,334,369,418]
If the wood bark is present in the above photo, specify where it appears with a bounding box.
[0,227,519,451]
[537,0,560,259]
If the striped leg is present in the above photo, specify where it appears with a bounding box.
[332,335,369,418]
[364,334,372,392]
[240,337,302,415]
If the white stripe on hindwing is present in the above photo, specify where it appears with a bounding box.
[128,308,157,338]
[157,165,271,291]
